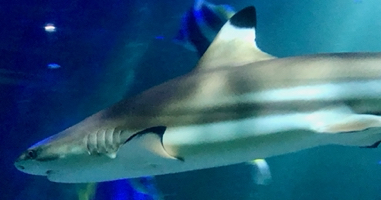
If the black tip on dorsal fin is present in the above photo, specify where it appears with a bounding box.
[229,6,256,28]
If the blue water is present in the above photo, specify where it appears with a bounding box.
[2,0,381,199]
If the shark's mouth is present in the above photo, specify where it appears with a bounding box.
[14,164,25,170]
[46,170,58,182]
[46,170,53,175]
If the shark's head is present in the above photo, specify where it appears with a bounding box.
[15,140,61,176]
[14,130,88,178]
[13,125,183,183]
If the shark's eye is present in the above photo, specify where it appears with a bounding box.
[26,150,37,159]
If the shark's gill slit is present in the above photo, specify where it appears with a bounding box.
[86,132,99,155]
[105,129,113,152]
[85,134,91,155]
[102,130,107,153]
[114,129,121,147]
[95,130,100,153]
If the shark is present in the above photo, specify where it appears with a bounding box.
[15,6,381,183]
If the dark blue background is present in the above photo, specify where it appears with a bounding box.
[1,0,381,199]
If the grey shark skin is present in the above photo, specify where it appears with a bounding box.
[15,6,381,183]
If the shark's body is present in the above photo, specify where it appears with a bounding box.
[15,6,381,183]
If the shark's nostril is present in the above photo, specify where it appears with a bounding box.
[46,170,52,175]
[16,165,25,170]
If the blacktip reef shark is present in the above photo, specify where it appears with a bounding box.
[15,6,381,183]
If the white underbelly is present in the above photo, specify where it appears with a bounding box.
[162,113,329,171]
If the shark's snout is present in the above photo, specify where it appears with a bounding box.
[14,153,26,163]
[14,153,27,170]
[14,149,52,176]
[14,163,25,170]
[14,156,28,173]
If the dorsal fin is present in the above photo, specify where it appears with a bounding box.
[195,6,275,71]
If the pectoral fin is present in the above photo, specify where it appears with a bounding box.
[360,140,381,148]
[308,106,381,133]
[124,126,183,161]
